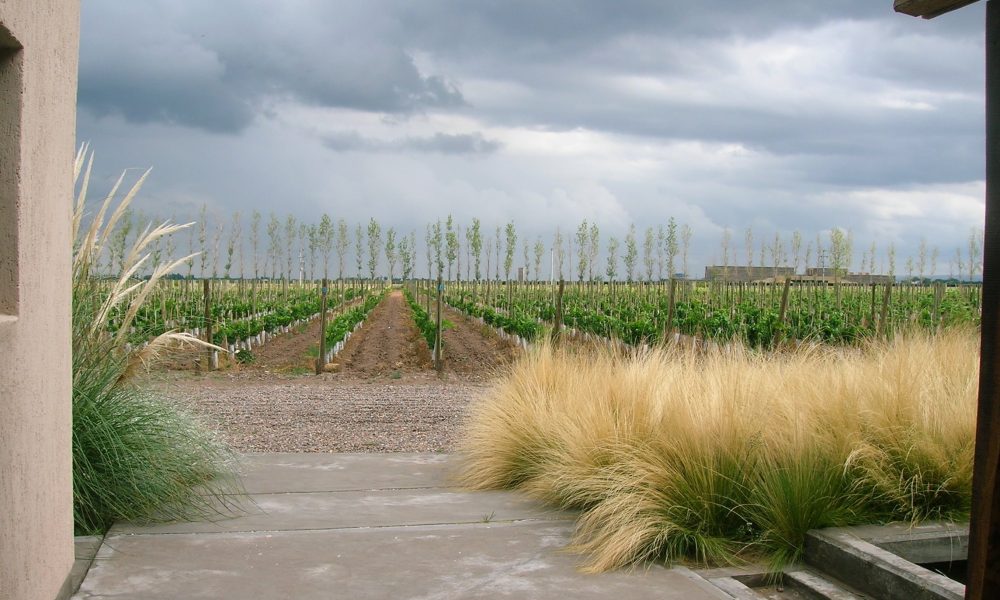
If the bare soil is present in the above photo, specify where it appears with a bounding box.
[242,318,320,373]
[330,290,433,378]
[438,303,519,380]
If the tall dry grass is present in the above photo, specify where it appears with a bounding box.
[459,330,977,572]
[72,146,239,534]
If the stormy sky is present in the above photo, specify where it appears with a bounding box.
[76,1,987,278]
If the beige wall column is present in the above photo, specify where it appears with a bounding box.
[0,2,80,600]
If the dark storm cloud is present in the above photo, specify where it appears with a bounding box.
[78,2,464,133]
[322,131,501,155]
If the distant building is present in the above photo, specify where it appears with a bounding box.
[804,267,847,278]
[704,265,795,282]
[704,265,895,285]
[843,273,896,285]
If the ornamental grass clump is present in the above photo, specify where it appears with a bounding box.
[72,146,240,534]
[459,329,977,573]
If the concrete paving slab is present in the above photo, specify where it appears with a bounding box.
[109,488,574,535]
[76,453,726,599]
[231,453,458,494]
[77,521,726,600]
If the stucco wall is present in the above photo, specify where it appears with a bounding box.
[0,2,80,599]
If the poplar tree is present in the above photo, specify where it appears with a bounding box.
[400,234,412,280]
[469,218,483,281]
[553,228,565,281]
[533,237,544,282]
[522,239,530,280]
[425,224,433,279]
[433,220,444,278]
[367,217,381,281]
[297,223,308,281]
[791,231,803,275]
[354,222,364,278]
[267,213,281,280]
[606,236,619,281]
[384,227,397,282]
[504,221,517,281]
[623,224,638,282]
[445,215,458,280]
[250,210,261,279]
[665,217,678,279]
[225,211,241,279]
[575,220,589,282]
[770,232,785,278]
[643,226,654,281]
[318,214,333,279]
[335,218,348,281]
[656,224,665,280]
[284,215,297,281]
[588,223,599,282]
[198,204,208,278]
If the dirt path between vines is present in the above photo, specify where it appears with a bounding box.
[230,295,365,375]
[439,303,519,380]
[331,290,433,377]
[243,318,320,373]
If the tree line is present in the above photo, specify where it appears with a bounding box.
[99,206,985,284]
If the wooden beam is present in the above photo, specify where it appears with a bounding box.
[894,0,981,18]
[967,2,1000,598]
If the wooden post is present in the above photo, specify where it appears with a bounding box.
[316,279,328,374]
[552,279,565,345]
[664,278,677,344]
[878,283,892,338]
[777,277,792,343]
[434,276,443,372]
[203,279,213,370]
[870,283,878,330]
[969,2,1000,597]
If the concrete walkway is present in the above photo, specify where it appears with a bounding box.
[73,453,727,599]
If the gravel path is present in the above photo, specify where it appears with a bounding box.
[159,375,489,453]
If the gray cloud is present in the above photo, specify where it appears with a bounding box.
[322,131,501,155]
[78,2,464,133]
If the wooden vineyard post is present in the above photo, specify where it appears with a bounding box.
[663,278,677,344]
[969,2,1000,595]
[870,283,878,330]
[203,279,214,371]
[776,277,792,345]
[316,278,328,375]
[878,283,892,338]
[552,279,564,345]
[932,282,943,327]
[434,276,443,372]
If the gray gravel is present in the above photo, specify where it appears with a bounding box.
[156,374,490,453]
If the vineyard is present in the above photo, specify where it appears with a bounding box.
[95,199,986,357]
[431,278,980,349]
[96,272,983,375]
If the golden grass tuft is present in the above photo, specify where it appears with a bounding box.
[458,330,977,572]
